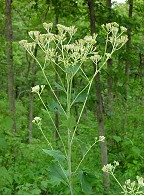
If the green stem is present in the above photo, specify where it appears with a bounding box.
[28,51,67,117]
[111,173,125,192]
[74,140,97,174]
[66,75,74,195]
[38,94,67,159]
[38,126,53,150]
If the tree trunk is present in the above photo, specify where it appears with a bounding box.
[125,0,133,98]
[6,0,16,131]
[87,0,110,191]
[139,52,143,82]
[123,0,133,133]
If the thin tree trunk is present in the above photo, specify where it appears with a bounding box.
[87,0,110,191]
[139,52,143,82]
[123,0,133,133]
[6,0,16,131]
[125,0,133,98]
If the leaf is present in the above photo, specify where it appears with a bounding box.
[62,115,77,129]
[66,64,80,76]
[42,149,66,162]
[49,162,69,186]
[54,82,66,93]
[113,135,121,143]
[73,93,87,104]
[79,171,96,194]
[132,146,141,157]
[48,99,64,113]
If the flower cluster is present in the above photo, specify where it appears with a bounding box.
[32,117,42,126]
[19,22,127,70]
[31,85,45,94]
[102,22,128,50]
[57,24,77,37]
[122,176,144,194]
[43,22,53,32]
[102,161,119,174]
[19,40,36,53]
[95,136,105,142]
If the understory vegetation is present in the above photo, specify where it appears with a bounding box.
[0,0,144,194]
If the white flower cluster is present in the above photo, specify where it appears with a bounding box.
[57,24,77,37]
[62,34,100,67]
[19,40,36,53]
[95,136,105,142]
[122,176,144,194]
[43,22,53,32]
[32,116,42,126]
[102,22,128,50]
[19,22,127,70]
[31,85,45,94]
[102,161,119,174]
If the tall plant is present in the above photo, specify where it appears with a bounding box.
[19,22,127,194]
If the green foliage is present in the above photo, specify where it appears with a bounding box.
[49,162,69,186]
[0,0,144,194]
[42,149,66,162]
[79,171,96,194]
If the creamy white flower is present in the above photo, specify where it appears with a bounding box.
[99,136,105,142]
[120,26,127,32]
[31,85,40,93]
[32,117,42,126]
[43,22,53,31]
[137,176,144,187]
[102,163,114,173]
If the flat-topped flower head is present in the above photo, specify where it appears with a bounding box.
[43,22,53,32]
[32,85,45,94]
[102,161,119,174]
[99,136,105,142]
[32,117,42,126]
[19,40,36,52]
[32,85,40,93]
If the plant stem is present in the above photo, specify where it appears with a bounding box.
[66,75,74,195]
[111,173,125,191]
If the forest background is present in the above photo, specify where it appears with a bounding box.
[0,0,144,194]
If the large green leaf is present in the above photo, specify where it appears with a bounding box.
[79,171,96,194]
[42,149,66,162]
[49,162,69,186]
